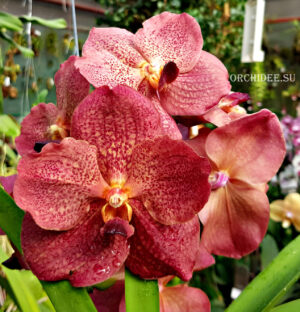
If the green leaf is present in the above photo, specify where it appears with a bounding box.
[125,269,159,312]
[0,187,98,312]
[32,89,48,107]
[20,16,67,29]
[0,114,20,138]
[0,12,23,31]
[226,235,300,312]
[0,248,40,312]
[41,281,97,312]
[0,31,34,58]
[260,234,279,270]
[271,299,300,312]
[0,187,24,252]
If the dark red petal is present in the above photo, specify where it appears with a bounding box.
[0,174,17,197]
[125,200,200,281]
[15,103,58,156]
[90,281,125,312]
[158,62,179,91]
[126,136,211,225]
[159,51,231,116]
[21,205,134,287]
[55,55,90,126]
[71,85,180,184]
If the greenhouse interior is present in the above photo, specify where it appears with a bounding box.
[0,0,300,311]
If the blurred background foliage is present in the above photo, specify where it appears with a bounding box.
[0,0,300,311]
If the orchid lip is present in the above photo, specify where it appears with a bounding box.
[209,171,229,190]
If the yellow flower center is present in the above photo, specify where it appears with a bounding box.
[101,187,132,223]
[139,61,163,89]
[48,117,69,140]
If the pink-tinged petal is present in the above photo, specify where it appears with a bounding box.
[160,285,210,312]
[126,136,211,225]
[218,92,250,109]
[0,174,17,197]
[21,207,134,287]
[75,50,143,89]
[159,51,231,116]
[202,107,232,127]
[199,180,269,258]
[71,86,179,183]
[206,109,286,184]
[15,103,58,156]
[90,281,125,312]
[81,27,144,67]
[55,55,90,126]
[0,228,5,235]
[186,127,211,158]
[126,200,200,281]
[194,243,215,271]
[134,12,203,72]
[14,138,108,231]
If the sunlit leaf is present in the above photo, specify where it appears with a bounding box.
[0,12,23,31]
[20,16,67,29]
[271,299,300,312]
[0,114,20,138]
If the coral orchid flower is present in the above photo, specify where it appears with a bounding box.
[270,193,300,230]
[187,110,286,257]
[15,56,90,156]
[14,85,211,286]
[75,12,231,116]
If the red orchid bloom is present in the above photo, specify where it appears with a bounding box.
[15,56,90,156]
[14,85,211,287]
[0,174,17,197]
[187,110,286,258]
[75,12,231,116]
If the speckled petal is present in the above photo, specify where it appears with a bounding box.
[126,136,211,225]
[14,138,108,231]
[71,86,179,183]
[159,51,231,116]
[15,103,58,156]
[0,174,17,197]
[199,180,269,258]
[75,49,142,89]
[55,55,90,126]
[125,200,200,281]
[160,285,210,312]
[205,109,286,184]
[81,27,144,67]
[134,12,202,72]
[21,208,134,287]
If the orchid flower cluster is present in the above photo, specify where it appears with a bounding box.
[6,12,285,311]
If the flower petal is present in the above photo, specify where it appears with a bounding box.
[75,49,143,89]
[71,86,180,183]
[134,12,203,72]
[160,285,210,312]
[21,208,134,287]
[81,27,144,67]
[90,281,125,312]
[194,243,215,271]
[0,174,17,197]
[199,180,269,258]
[125,200,200,281]
[159,51,231,116]
[126,136,211,225]
[14,138,107,231]
[55,55,90,126]
[205,109,286,184]
[186,127,211,158]
[15,103,58,156]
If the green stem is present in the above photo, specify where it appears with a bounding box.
[125,269,160,312]
[226,235,300,312]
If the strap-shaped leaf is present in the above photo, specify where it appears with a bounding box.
[20,16,67,29]
[226,235,300,312]
[271,299,300,312]
[0,12,23,31]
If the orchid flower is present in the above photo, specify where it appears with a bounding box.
[187,110,286,257]
[75,12,231,116]
[13,85,211,286]
[270,193,300,230]
[15,56,90,156]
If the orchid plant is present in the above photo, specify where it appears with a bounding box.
[0,11,297,312]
